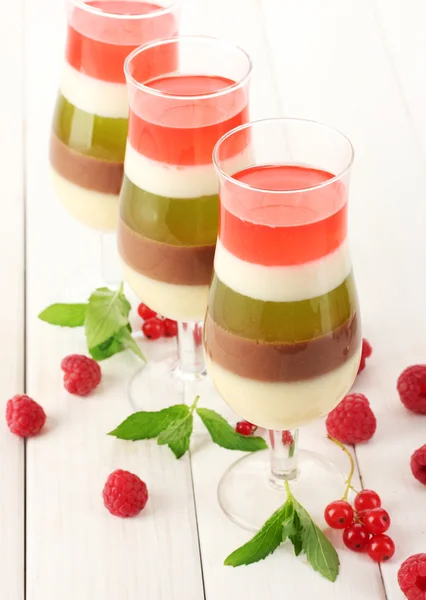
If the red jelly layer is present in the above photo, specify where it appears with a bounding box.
[128,74,249,165]
[219,165,348,266]
[66,1,177,83]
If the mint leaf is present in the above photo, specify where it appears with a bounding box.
[284,508,304,557]
[115,326,146,362]
[38,303,87,327]
[293,497,339,582]
[85,285,131,348]
[224,501,289,566]
[196,408,267,452]
[157,412,193,459]
[109,405,189,440]
[89,327,127,361]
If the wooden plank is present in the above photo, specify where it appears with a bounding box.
[262,0,426,597]
[24,1,204,598]
[187,0,386,598]
[371,0,426,159]
[0,0,25,598]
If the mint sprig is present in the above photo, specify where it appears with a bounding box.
[157,409,193,459]
[38,283,145,362]
[109,398,267,459]
[224,482,339,582]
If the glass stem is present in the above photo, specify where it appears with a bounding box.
[176,321,207,380]
[268,429,299,489]
[100,232,121,286]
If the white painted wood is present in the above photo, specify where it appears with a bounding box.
[262,0,426,598]
[24,2,203,599]
[22,0,426,598]
[0,0,25,598]
[372,0,426,160]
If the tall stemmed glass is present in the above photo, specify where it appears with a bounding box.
[118,36,252,410]
[49,0,179,285]
[205,118,361,530]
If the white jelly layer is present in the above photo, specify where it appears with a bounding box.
[205,346,362,430]
[124,142,253,198]
[60,62,128,119]
[123,263,209,322]
[214,239,352,302]
[51,169,119,232]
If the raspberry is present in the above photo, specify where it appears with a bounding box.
[398,554,426,600]
[61,354,101,396]
[6,394,46,437]
[357,339,372,374]
[397,365,426,414]
[326,393,377,444]
[103,469,148,518]
[410,445,426,486]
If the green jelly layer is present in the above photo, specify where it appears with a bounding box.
[208,272,359,344]
[120,175,218,246]
[52,94,128,162]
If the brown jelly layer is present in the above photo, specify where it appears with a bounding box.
[204,312,361,382]
[50,133,124,195]
[118,219,215,286]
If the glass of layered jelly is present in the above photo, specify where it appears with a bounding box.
[118,36,252,411]
[49,0,179,283]
[205,118,362,530]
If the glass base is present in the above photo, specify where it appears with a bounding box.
[128,342,237,432]
[218,448,346,532]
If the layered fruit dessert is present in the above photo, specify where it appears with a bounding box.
[50,0,177,231]
[118,73,251,321]
[204,164,362,430]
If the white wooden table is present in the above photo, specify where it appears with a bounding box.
[1,0,426,598]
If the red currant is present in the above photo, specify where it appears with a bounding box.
[354,489,381,512]
[361,507,391,535]
[163,318,178,338]
[235,421,255,436]
[367,534,395,562]
[142,318,166,340]
[324,500,354,529]
[137,303,157,321]
[282,430,294,446]
[343,523,370,552]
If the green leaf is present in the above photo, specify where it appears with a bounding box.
[38,303,87,327]
[85,285,131,348]
[115,326,146,362]
[108,405,189,440]
[157,412,193,459]
[293,498,339,582]
[224,501,289,566]
[89,329,126,361]
[196,408,267,452]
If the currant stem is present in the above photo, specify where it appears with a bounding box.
[327,435,355,501]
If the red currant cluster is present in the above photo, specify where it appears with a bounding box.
[137,303,178,340]
[324,489,395,562]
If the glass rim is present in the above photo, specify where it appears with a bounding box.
[72,0,180,20]
[124,35,253,100]
[212,117,355,195]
